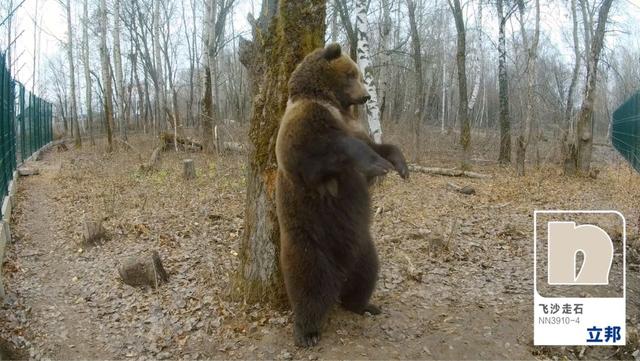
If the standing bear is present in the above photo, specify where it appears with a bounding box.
[275,43,409,347]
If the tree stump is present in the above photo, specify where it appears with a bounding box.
[82,219,106,245]
[183,159,196,179]
[118,251,169,288]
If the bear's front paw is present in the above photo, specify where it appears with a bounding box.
[294,330,320,347]
[363,303,382,315]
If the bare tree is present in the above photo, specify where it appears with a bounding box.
[569,0,614,174]
[113,0,127,139]
[514,0,540,176]
[448,0,470,168]
[237,0,326,304]
[406,0,424,161]
[99,0,114,151]
[61,0,81,147]
[82,0,94,145]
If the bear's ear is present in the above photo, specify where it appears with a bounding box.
[323,43,342,61]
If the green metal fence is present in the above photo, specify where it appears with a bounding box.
[612,91,640,173]
[1,51,53,214]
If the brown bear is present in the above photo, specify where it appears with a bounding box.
[275,43,409,347]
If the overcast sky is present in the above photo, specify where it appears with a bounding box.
[2,0,640,98]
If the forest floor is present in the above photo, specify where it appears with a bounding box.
[1,134,639,360]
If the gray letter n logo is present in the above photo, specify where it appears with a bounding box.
[548,222,613,285]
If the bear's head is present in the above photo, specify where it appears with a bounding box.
[288,43,370,111]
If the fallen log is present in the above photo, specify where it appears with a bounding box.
[160,132,203,152]
[446,182,476,195]
[118,251,169,288]
[409,165,491,179]
[17,166,40,176]
[222,142,245,153]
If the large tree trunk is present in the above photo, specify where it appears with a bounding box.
[202,0,218,153]
[65,0,81,148]
[355,0,382,143]
[497,0,511,164]
[407,0,424,162]
[237,0,326,305]
[99,0,114,151]
[449,0,470,169]
[82,0,95,145]
[514,0,540,176]
[573,0,614,174]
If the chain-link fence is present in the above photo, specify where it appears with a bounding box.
[612,91,640,173]
[1,51,53,213]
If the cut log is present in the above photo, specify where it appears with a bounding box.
[160,132,203,152]
[446,182,476,195]
[118,251,169,288]
[409,164,491,179]
[82,219,106,245]
[17,166,40,176]
[183,159,196,179]
[222,142,245,153]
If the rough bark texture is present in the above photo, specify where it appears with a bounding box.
[407,0,424,162]
[99,0,114,152]
[82,0,95,145]
[572,0,613,174]
[113,0,127,139]
[497,0,511,164]
[237,0,326,305]
[515,0,540,176]
[65,0,81,148]
[355,0,383,143]
[449,0,470,169]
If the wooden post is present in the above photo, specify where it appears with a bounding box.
[183,159,196,179]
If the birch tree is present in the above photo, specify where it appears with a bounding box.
[355,0,382,143]
[113,0,127,139]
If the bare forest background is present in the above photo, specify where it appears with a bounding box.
[1,0,639,169]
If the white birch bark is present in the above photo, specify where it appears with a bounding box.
[113,0,126,138]
[355,0,382,143]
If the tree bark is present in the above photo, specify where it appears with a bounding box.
[355,0,382,143]
[82,0,95,145]
[515,0,540,176]
[99,0,114,151]
[407,0,424,161]
[113,0,127,140]
[497,0,511,164]
[573,0,614,174]
[237,0,326,305]
[65,0,81,148]
[449,0,470,169]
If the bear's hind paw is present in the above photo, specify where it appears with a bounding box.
[295,331,320,347]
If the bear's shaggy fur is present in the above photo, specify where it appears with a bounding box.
[275,43,409,347]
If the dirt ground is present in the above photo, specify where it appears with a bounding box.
[1,135,639,360]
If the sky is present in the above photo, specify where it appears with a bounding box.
[2,0,640,100]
